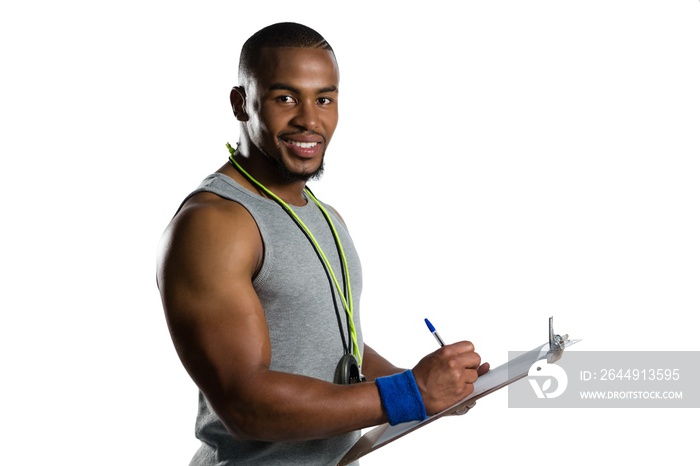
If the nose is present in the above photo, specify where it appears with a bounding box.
[290,100,319,131]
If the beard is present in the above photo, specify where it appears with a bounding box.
[267,149,325,182]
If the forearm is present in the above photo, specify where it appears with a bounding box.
[361,344,404,381]
[209,369,386,442]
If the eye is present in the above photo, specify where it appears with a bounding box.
[275,95,296,104]
[317,97,334,105]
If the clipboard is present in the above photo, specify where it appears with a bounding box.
[337,317,579,465]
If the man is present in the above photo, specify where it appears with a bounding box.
[157,22,488,465]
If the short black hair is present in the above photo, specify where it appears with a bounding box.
[238,22,335,82]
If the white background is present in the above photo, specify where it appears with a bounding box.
[1,1,698,464]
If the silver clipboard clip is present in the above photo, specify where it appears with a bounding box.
[547,316,577,363]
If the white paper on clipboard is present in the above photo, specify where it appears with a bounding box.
[337,318,579,466]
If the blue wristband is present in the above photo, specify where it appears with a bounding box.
[375,370,427,426]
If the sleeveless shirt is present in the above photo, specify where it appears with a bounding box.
[182,173,363,465]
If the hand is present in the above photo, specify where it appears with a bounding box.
[411,342,489,415]
[448,361,491,415]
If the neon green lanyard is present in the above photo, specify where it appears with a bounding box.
[226,143,361,365]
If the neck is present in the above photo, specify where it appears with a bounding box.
[225,143,309,206]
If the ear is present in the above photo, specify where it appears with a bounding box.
[230,86,249,122]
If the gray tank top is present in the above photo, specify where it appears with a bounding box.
[184,173,363,465]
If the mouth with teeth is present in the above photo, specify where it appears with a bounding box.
[289,141,318,149]
[281,138,324,158]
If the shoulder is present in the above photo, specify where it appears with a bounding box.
[177,190,253,224]
[157,191,263,285]
[309,191,346,226]
[325,204,345,224]
[169,191,259,248]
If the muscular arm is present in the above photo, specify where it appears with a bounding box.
[157,193,486,442]
[157,194,386,442]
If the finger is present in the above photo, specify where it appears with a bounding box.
[477,362,490,376]
[463,368,480,384]
[441,340,475,355]
[460,351,482,370]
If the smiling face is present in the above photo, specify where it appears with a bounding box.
[236,47,339,182]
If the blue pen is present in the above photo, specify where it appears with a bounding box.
[424,318,445,347]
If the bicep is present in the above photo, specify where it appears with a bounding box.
[157,201,269,404]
